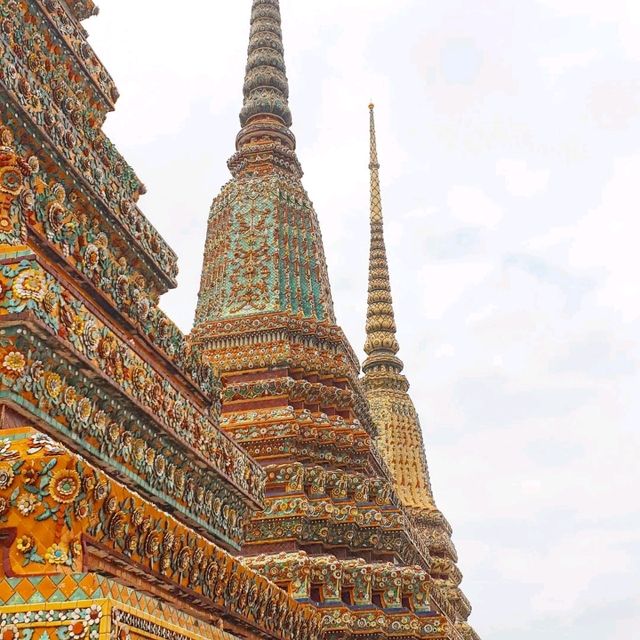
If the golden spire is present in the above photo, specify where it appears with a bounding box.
[360,110,476,627]
[363,104,404,375]
[362,104,435,509]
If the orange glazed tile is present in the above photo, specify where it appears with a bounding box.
[16,579,37,601]
[58,575,80,599]
[0,580,14,603]
[35,576,57,600]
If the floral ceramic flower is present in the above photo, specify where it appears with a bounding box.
[132,439,145,462]
[153,454,166,478]
[82,323,100,356]
[97,335,116,360]
[162,531,175,551]
[0,216,13,233]
[124,535,138,554]
[131,507,144,527]
[93,481,108,501]
[70,314,85,336]
[27,432,65,456]
[104,496,118,514]
[81,475,96,493]
[63,386,77,407]
[42,290,57,314]
[0,497,9,516]
[178,547,191,573]
[1,351,25,377]
[160,554,171,573]
[22,461,40,485]
[115,275,130,302]
[67,619,86,640]
[16,493,38,516]
[45,543,68,565]
[44,372,63,399]
[16,535,34,553]
[138,516,152,534]
[71,540,82,559]
[0,624,19,640]
[174,469,186,492]
[136,297,150,321]
[0,439,18,462]
[0,462,15,490]
[12,268,46,302]
[107,513,125,539]
[49,469,81,504]
[83,244,100,271]
[92,411,107,436]
[76,398,92,423]
[120,432,132,449]
[74,499,89,520]
[144,532,160,557]
[47,203,66,234]
[130,366,148,392]
[28,360,44,383]
[107,422,120,443]
[84,605,101,625]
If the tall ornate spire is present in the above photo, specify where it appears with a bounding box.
[362,104,433,508]
[362,108,478,635]
[192,0,335,331]
[240,0,292,130]
[233,0,299,166]
[363,104,404,375]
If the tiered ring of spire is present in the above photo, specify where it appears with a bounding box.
[364,104,405,377]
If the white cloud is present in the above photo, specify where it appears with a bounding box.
[539,49,599,80]
[419,262,494,319]
[447,186,503,227]
[569,155,640,320]
[496,159,550,197]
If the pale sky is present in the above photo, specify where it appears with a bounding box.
[86,1,640,638]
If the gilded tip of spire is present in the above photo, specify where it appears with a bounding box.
[369,103,375,110]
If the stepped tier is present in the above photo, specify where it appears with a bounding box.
[0,427,322,640]
[0,0,178,291]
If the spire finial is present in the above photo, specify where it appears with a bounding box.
[237,0,295,150]
[363,105,404,375]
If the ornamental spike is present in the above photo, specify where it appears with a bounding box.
[363,104,404,375]
[237,0,295,151]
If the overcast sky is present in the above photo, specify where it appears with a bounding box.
[86,1,639,637]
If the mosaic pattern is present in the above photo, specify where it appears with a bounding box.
[0,576,240,640]
[0,326,255,548]
[0,428,323,639]
[243,552,444,636]
[0,0,177,282]
[0,123,209,398]
[194,176,335,325]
